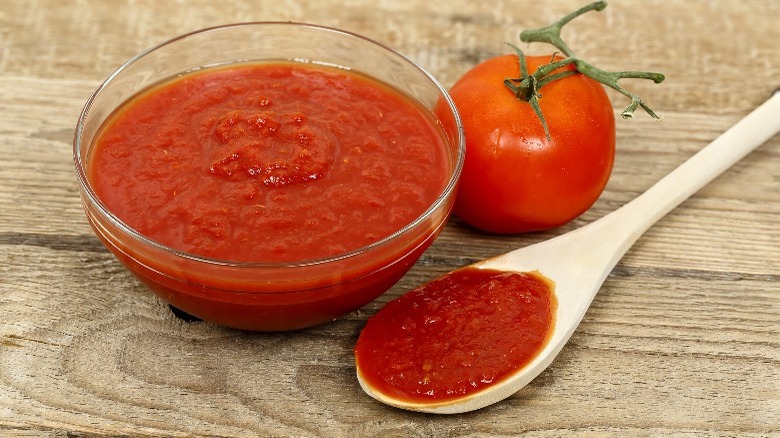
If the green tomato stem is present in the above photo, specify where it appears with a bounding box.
[534,56,665,119]
[519,1,607,58]
[504,44,553,140]
[504,1,665,140]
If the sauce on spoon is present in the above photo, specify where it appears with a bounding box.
[354,268,556,404]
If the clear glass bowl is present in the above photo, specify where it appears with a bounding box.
[73,22,464,331]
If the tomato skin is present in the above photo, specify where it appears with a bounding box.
[442,54,615,234]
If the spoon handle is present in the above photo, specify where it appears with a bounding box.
[600,90,780,259]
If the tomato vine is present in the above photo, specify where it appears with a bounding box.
[503,1,665,139]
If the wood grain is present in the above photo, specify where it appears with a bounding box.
[1,0,778,436]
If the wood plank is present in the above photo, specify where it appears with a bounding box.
[1,0,778,435]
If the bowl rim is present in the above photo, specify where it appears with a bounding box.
[73,21,465,269]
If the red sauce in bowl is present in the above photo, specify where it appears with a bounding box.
[81,60,458,331]
[89,62,450,263]
[354,267,556,403]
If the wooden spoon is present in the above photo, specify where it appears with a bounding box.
[357,90,780,414]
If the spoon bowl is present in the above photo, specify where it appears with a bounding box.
[357,90,780,413]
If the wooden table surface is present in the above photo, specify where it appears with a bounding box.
[1,0,778,436]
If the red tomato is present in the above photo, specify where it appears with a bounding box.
[439,54,615,234]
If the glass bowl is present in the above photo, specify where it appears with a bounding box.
[73,22,464,331]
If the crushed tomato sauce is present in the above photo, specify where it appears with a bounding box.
[354,267,556,403]
[88,61,450,263]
